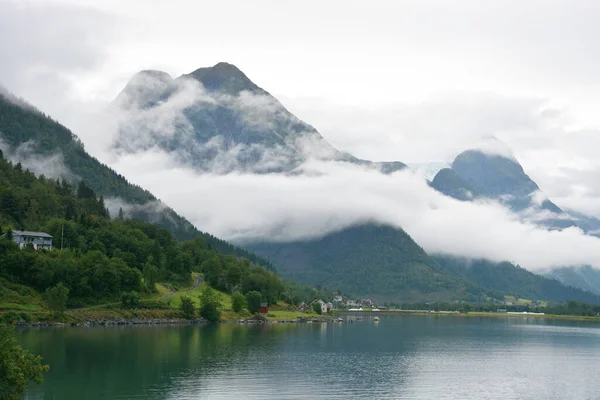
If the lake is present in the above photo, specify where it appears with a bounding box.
[18,315,600,400]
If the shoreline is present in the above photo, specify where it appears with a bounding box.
[6,308,600,328]
[338,309,600,322]
[3,308,336,328]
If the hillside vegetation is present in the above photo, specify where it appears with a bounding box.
[0,92,276,270]
[0,155,305,309]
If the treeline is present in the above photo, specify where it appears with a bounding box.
[435,256,600,304]
[0,155,303,306]
[396,301,600,316]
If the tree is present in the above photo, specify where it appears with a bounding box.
[120,291,140,308]
[45,282,69,314]
[199,286,221,322]
[118,207,125,221]
[180,296,195,319]
[313,302,322,315]
[231,291,246,313]
[143,256,159,292]
[0,327,49,400]
[245,290,262,314]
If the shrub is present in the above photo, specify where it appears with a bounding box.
[0,327,49,399]
[45,283,69,314]
[245,291,262,314]
[199,286,221,322]
[231,291,246,313]
[120,291,141,309]
[1,311,21,325]
[313,302,322,315]
[180,296,195,319]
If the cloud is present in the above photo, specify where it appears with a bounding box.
[103,145,600,272]
[0,138,71,180]
[104,196,173,224]
[78,72,600,274]
[0,0,124,134]
[7,0,600,276]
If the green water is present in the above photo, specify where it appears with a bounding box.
[18,316,600,399]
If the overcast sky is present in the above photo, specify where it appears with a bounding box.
[5,0,600,270]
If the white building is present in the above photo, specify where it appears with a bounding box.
[12,230,53,250]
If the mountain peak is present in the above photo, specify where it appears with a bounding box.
[185,61,265,95]
[451,149,538,199]
[115,69,176,109]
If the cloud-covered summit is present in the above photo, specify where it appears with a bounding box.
[109,62,406,174]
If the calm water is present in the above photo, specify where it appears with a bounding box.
[17,316,600,400]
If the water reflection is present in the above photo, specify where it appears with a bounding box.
[18,317,600,400]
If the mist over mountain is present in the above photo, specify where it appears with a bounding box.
[111,62,406,174]
[97,61,600,302]
[0,90,276,270]
[432,149,579,230]
[5,59,600,302]
[431,147,600,293]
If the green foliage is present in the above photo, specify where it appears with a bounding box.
[436,256,600,304]
[248,224,483,302]
[179,295,195,319]
[198,286,221,322]
[120,291,141,309]
[0,326,49,399]
[231,291,246,313]
[44,283,69,314]
[142,256,159,292]
[0,104,315,309]
[313,302,322,315]
[245,291,262,314]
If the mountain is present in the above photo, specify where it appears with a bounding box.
[0,91,276,270]
[431,149,600,293]
[432,149,575,229]
[112,62,406,174]
[435,257,600,304]
[246,224,485,302]
[111,63,600,303]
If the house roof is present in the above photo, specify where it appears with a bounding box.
[12,230,53,238]
[260,302,268,307]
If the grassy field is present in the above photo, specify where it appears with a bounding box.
[0,302,42,311]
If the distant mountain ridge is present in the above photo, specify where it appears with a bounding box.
[432,149,577,229]
[246,223,485,302]
[112,62,406,174]
[431,148,600,293]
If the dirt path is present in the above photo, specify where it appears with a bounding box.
[159,275,202,299]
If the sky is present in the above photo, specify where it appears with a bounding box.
[4,0,600,271]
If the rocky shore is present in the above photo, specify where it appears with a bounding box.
[12,314,339,328]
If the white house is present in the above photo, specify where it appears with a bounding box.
[310,299,333,314]
[11,230,53,250]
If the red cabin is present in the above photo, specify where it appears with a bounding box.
[260,302,269,314]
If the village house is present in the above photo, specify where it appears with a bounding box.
[310,299,333,314]
[260,302,269,314]
[11,230,53,250]
[346,299,359,308]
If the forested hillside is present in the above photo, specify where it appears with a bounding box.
[247,224,489,302]
[435,256,600,304]
[0,92,275,271]
[0,155,299,307]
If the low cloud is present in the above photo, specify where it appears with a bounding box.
[79,75,600,274]
[0,138,71,180]
[107,148,600,272]
[104,196,172,224]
